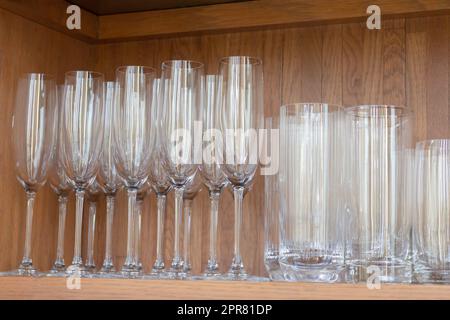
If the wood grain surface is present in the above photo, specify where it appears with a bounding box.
[0,277,449,300]
[97,0,450,41]
[0,0,98,42]
[0,7,449,290]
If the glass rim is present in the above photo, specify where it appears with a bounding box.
[161,60,204,70]
[21,73,54,81]
[416,139,450,150]
[116,65,156,74]
[345,104,412,117]
[280,102,343,114]
[65,70,104,79]
[219,55,262,66]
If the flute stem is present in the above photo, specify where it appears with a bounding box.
[205,190,220,275]
[85,201,97,270]
[152,193,166,272]
[229,186,247,278]
[70,189,85,272]
[101,194,115,272]
[170,187,184,274]
[122,188,137,274]
[19,190,36,274]
[52,194,68,271]
[183,199,193,273]
[134,198,143,272]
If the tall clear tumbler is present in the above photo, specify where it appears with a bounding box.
[279,103,346,282]
[345,105,413,283]
[263,116,283,280]
[414,139,450,283]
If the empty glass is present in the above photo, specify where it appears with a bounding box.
[345,105,413,283]
[160,60,204,278]
[60,71,104,274]
[8,73,56,276]
[147,78,172,277]
[48,84,71,276]
[113,66,156,277]
[219,56,263,280]
[200,75,228,278]
[263,116,283,281]
[414,139,450,283]
[279,103,346,282]
[400,148,416,274]
[98,81,122,276]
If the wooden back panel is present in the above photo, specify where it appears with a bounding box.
[0,7,449,277]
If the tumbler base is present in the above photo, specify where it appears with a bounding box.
[348,259,412,283]
[413,266,450,284]
[281,263,344,283]
[264,258,284,281]
[267,270,285,281]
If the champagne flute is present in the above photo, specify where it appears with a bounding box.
[60,71,104,275]
[148,79,172,277]
[8,73,57,276]
[98,81,122,276]
[160,60,204,279]
[199,75,228,278]
[48,84,71,276]
[219,56,264,280]
[113,66,156,277]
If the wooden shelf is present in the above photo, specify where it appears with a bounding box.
[0,277,449,299]
[1,0,450,42]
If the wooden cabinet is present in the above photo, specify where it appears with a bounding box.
[0,0,449,299]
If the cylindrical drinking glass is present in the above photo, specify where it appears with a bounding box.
[414,139,450,283]
[263,116,283,280]
[345,105,414,283]
[279,103,346,282]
